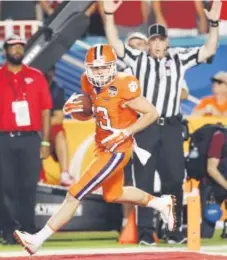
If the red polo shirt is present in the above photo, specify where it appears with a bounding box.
[0,64,52,131]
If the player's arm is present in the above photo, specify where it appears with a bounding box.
[102,77,158,151]
[198,0,221,63]
[124,97,159,136]
[103,0,125,58]
[101,96,158,151]
[207,132,227,190]
[207,158,227,189]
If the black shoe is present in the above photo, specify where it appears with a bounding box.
[221,229,227,239]
[0,230,3,244]
[221,233,227,239]
[166,230,187,244]
[139,232,159,246]
[221,221,227,239]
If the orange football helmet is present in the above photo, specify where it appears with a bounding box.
[85,44,117,88]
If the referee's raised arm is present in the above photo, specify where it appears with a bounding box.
[103,0,124,58]
[198,0,222,62]
[104,0,143,68]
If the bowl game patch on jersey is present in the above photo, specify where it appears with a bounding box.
[108,86,118,97]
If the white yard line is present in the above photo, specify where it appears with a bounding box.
[1,246,227,258]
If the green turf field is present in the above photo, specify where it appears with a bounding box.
[0,230,226,253]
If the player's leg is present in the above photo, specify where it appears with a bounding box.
[43,152,124,233]
[14,151,125,255]
[102,151,176,232]
[108,185,176,232]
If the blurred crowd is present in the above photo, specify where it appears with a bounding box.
[0,0,226,38]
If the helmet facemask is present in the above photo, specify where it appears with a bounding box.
[85,61,117,88]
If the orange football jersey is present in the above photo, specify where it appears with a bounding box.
[81,72,141,152]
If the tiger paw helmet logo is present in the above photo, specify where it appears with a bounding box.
[128,81,138,92]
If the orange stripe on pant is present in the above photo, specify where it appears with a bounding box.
[69,149,131,202]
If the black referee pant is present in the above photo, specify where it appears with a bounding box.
[133,116,185,241]
[124,156,135,186]
[0,132,41,240]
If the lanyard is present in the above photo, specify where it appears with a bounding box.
[6,70,27,101]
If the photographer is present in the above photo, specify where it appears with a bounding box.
[186,124,227,238]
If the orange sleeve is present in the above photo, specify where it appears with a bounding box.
[194,98,209,110]
[122,76,141,100]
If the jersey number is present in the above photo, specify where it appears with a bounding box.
[96,106,112,130]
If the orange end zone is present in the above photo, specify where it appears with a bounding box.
[0,252,227,260]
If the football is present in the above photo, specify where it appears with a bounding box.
[71,94,93,121]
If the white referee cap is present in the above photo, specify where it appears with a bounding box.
[3,34,27,49]
[126,32,148,43]
[212,71,227,84]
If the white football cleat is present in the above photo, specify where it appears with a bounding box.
[13,230,42,255]
[160,195,176,232]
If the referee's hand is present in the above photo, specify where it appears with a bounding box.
[204,0,222,21]
[103,0,122,14]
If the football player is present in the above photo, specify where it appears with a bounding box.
[14,44,176,255]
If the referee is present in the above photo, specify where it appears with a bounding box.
[104,0,222,244]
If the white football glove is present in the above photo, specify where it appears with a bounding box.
[101,129,130,152]
[63,93,83,115]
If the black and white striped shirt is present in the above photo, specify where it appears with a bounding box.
[122,45,200,117]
